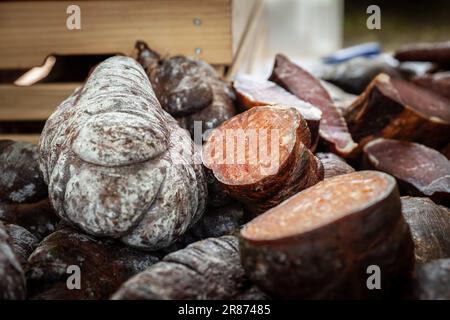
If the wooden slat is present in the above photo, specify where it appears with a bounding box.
[0,0,232,69]
[231,0,258,55]
[0,83,80,121]
[0,134,41,145]
[227,0,267,80]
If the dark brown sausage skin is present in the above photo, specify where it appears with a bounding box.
[345,74,450,152]
[0,221,27,300]
[363,138,450,206]
[26,227,160,300]
[401,197,450,264]
[162,202,246,254]
[4,224,39,269]
[111,235,267,300]
[0,199,59,240]
[315,152,355,179]
[240,171,414,299]
[269,54,357,157]
[411,259,450,300]
[135,41,237,138]
[412,72,450,100]
[394,41,450,67]
[203,105,323,215]
[0,140,59,240]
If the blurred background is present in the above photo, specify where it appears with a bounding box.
[244,0,450,76]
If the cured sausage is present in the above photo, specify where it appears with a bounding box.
[163,202,246,253]
[136,41,237,138]
[26,227,160,300]
[0,199,58,240]
[315,152,355,179]
[0,221,26,300]
[232,74,322,148]
[240,171,414,299]
[346,74,450,151]
[203,105,324,214]
[401,197,450,264]
[205,168,232,208]
[0,140,59,239]
[3,224,38,268]
[320,80,357,114]
[394,41,450,66]
[364,138,450,205]
[269,54,357,157]
[38,56,207,250]
[0,140,47,204]
[411,259,450,300]
[111,235,267,300]
[412,72,450,100]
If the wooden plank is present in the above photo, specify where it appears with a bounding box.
[227,0,267,80]
[0,83,80,121]
[231,0,258,55]
[0,134,41,145]
[0,0,232,69]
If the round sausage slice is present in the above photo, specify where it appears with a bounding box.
[203,105,323,214]
[240,171,414,299]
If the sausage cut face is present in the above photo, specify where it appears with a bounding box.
[203,105,307,185]
[242,171,391,241]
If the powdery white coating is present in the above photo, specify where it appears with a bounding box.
[0,141,47,204]
[122,126,206,249]
[9,183,36,203]
[0,222,26,299]
[4,224,39,267]
[72,112,168,166]
[39,56,207,250]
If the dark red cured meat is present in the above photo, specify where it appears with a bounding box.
[269,54,357,157]
[394,41,450,66]
[240,171,414,299]
[401,197,450,264]
[135,41,237,138]
[412,72,450,100]
[315,152,355,179]
[111,235,267,300]
[26,227,160,300]
[346,74,450,151]
[364,138,450,206]
[233,74,322,148]
[203,105,323,215]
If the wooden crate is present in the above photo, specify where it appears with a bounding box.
[0,0,261,143]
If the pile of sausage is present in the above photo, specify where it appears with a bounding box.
[0,41,449,300]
